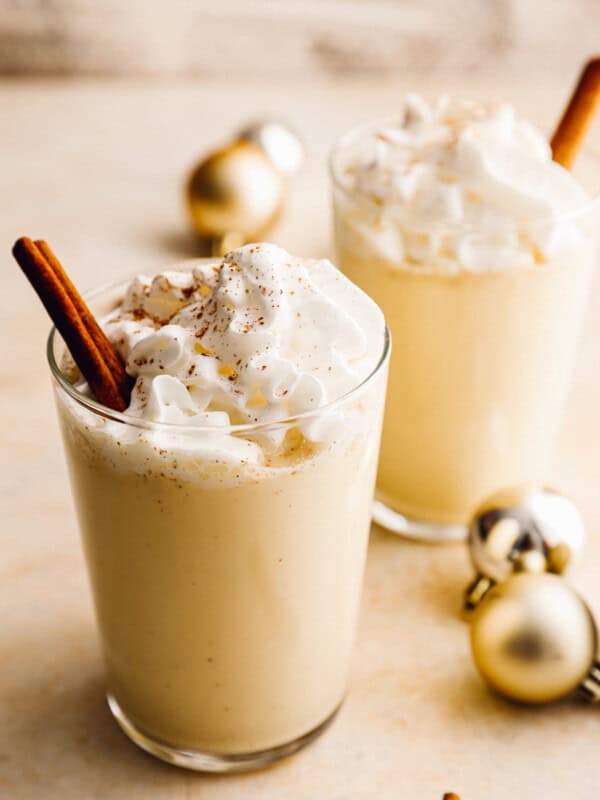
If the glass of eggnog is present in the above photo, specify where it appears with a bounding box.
[331,95,598,542]
[48,244,389,771]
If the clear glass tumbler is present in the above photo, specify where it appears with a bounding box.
[331,120,598,542]
[48,273,389,772]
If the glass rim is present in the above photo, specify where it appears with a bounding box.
[47,273,391,435]
[329,113,600,227]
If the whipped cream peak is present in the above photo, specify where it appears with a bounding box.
[334,95,592,272]
[103,244,384,450]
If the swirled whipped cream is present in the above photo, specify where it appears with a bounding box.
[334,94,592,271]
[102,244,384,453]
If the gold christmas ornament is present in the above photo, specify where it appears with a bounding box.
[186,122,303,257]
[470,572,600,704]
[238,121,304,175]
[464,486,584,611]
[186,140,284,256]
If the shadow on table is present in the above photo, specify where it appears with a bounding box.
[1,622,272,798]
[132,226,214,264]
[1,631,170,796]
[444,666,594,742]
[366,524,472,623]
[152,229,210,260]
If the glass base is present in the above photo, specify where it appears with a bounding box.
[372,499,467,543]
[107,693,341,773]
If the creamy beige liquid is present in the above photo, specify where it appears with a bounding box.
[336,242,592,524]
[55,375,385,753]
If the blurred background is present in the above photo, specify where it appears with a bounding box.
[4,5,600,798]
[1,0,598,82]
[3,0,599,275]
[3,0,600,336]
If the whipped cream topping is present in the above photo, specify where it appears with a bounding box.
[102,244,384,451]
[334,95,593,271]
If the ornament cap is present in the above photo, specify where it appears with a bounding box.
[464,574,495,612]
[579,660,600,703]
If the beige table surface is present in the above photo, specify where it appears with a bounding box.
[2,76,600,800]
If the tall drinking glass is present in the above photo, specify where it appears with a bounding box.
[331,119,598,542]
[48,273,389,772]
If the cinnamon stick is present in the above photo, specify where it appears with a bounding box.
[13,237,130,411]
[551,57,600,169]
[34,239,131,398]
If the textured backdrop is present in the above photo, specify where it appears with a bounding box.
[1,0,598,80]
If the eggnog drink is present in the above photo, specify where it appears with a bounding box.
[50,244,388,770]
[332,96,596,540]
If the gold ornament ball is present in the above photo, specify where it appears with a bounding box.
[238,121,304,174]
[186,140,285,250]
[470,572,596,704]
[468,485,584,583]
